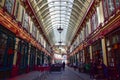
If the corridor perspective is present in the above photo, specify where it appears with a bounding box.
[0,0,120,80]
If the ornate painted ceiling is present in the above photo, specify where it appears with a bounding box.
[29,0,92,54]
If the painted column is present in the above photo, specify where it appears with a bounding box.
[90,46,92,60]
[101,37,107,66]
[11,38,19,77]
[26,44,31,72]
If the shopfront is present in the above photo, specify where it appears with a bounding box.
[106,28,120,79]
[29,46,36,71]
[0,25,15,79]
[17,40,29,74]
[92,39,103,64]
[84,46,90,63]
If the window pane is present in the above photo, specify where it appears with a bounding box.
[15,2,19,18]
[6,36,15,67]
[32,24,37,38]
[115,0,120,8]
[5,0,14,14]
[0,33,7,67]
[23,13,29,31]
[107,0,115,16]
[103,0,108,19]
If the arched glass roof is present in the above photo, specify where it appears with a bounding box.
[30,0,92,47]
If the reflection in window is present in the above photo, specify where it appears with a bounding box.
[103,0,108,19]
[32,24,37,38]
[7,37,15,67]
[91,12,98,31]
[115,0,120,8]
[23,13,29,31]
[107,0,115,16]
[0,33,7,67]
[20,44,28,67]
[18,41,28,68]
[5,0,14,14]
[30,46,36,68]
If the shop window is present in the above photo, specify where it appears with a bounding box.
[6,36,15,67]
[17,41,28,68]
[0,33,7,67]
[29,46,36,68]
[106,28,120,69]
[5,0,14,14]
[92,40,102,63]
[112,34,119,44]
[79,50,84,63]
[85,47,90,63]
[106,38,110,46]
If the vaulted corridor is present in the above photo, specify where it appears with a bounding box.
[0,0,120,80]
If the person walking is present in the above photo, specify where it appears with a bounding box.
[62,62,65,71]
[100,60,109,80]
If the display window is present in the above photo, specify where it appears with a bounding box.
[106,28,120,79]
[17,40,28,68]
[84,46,90,63]
[0,32,7,68]
[29,46,36,70]
[106,28,120,67]
[92,40,103,63]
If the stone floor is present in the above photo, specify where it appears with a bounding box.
[8,66,93,80]
[46,66,91,80]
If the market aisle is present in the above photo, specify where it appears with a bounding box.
[46,66,90,80]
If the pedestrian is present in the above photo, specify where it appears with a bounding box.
[100,61,109,80]
[90,60,98,79]
[62,62,65,70]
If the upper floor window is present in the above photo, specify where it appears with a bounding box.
[23,13,29,31]
[115,0,120,8]
[103,0,120,20]
[0,33,7,67]
[32,24,37,38]
[38,34,41,43]
[103,0,109,19]
[15,2,19,18]
[107,0,115,16]
[5,0,14,14]
[91,11,98,31]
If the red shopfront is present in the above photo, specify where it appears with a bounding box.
[106,28,120,79]
[92,39,103,64]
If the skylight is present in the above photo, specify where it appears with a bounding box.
[47,0,74,45]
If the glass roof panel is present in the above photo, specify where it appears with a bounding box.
[30,0,92,47]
